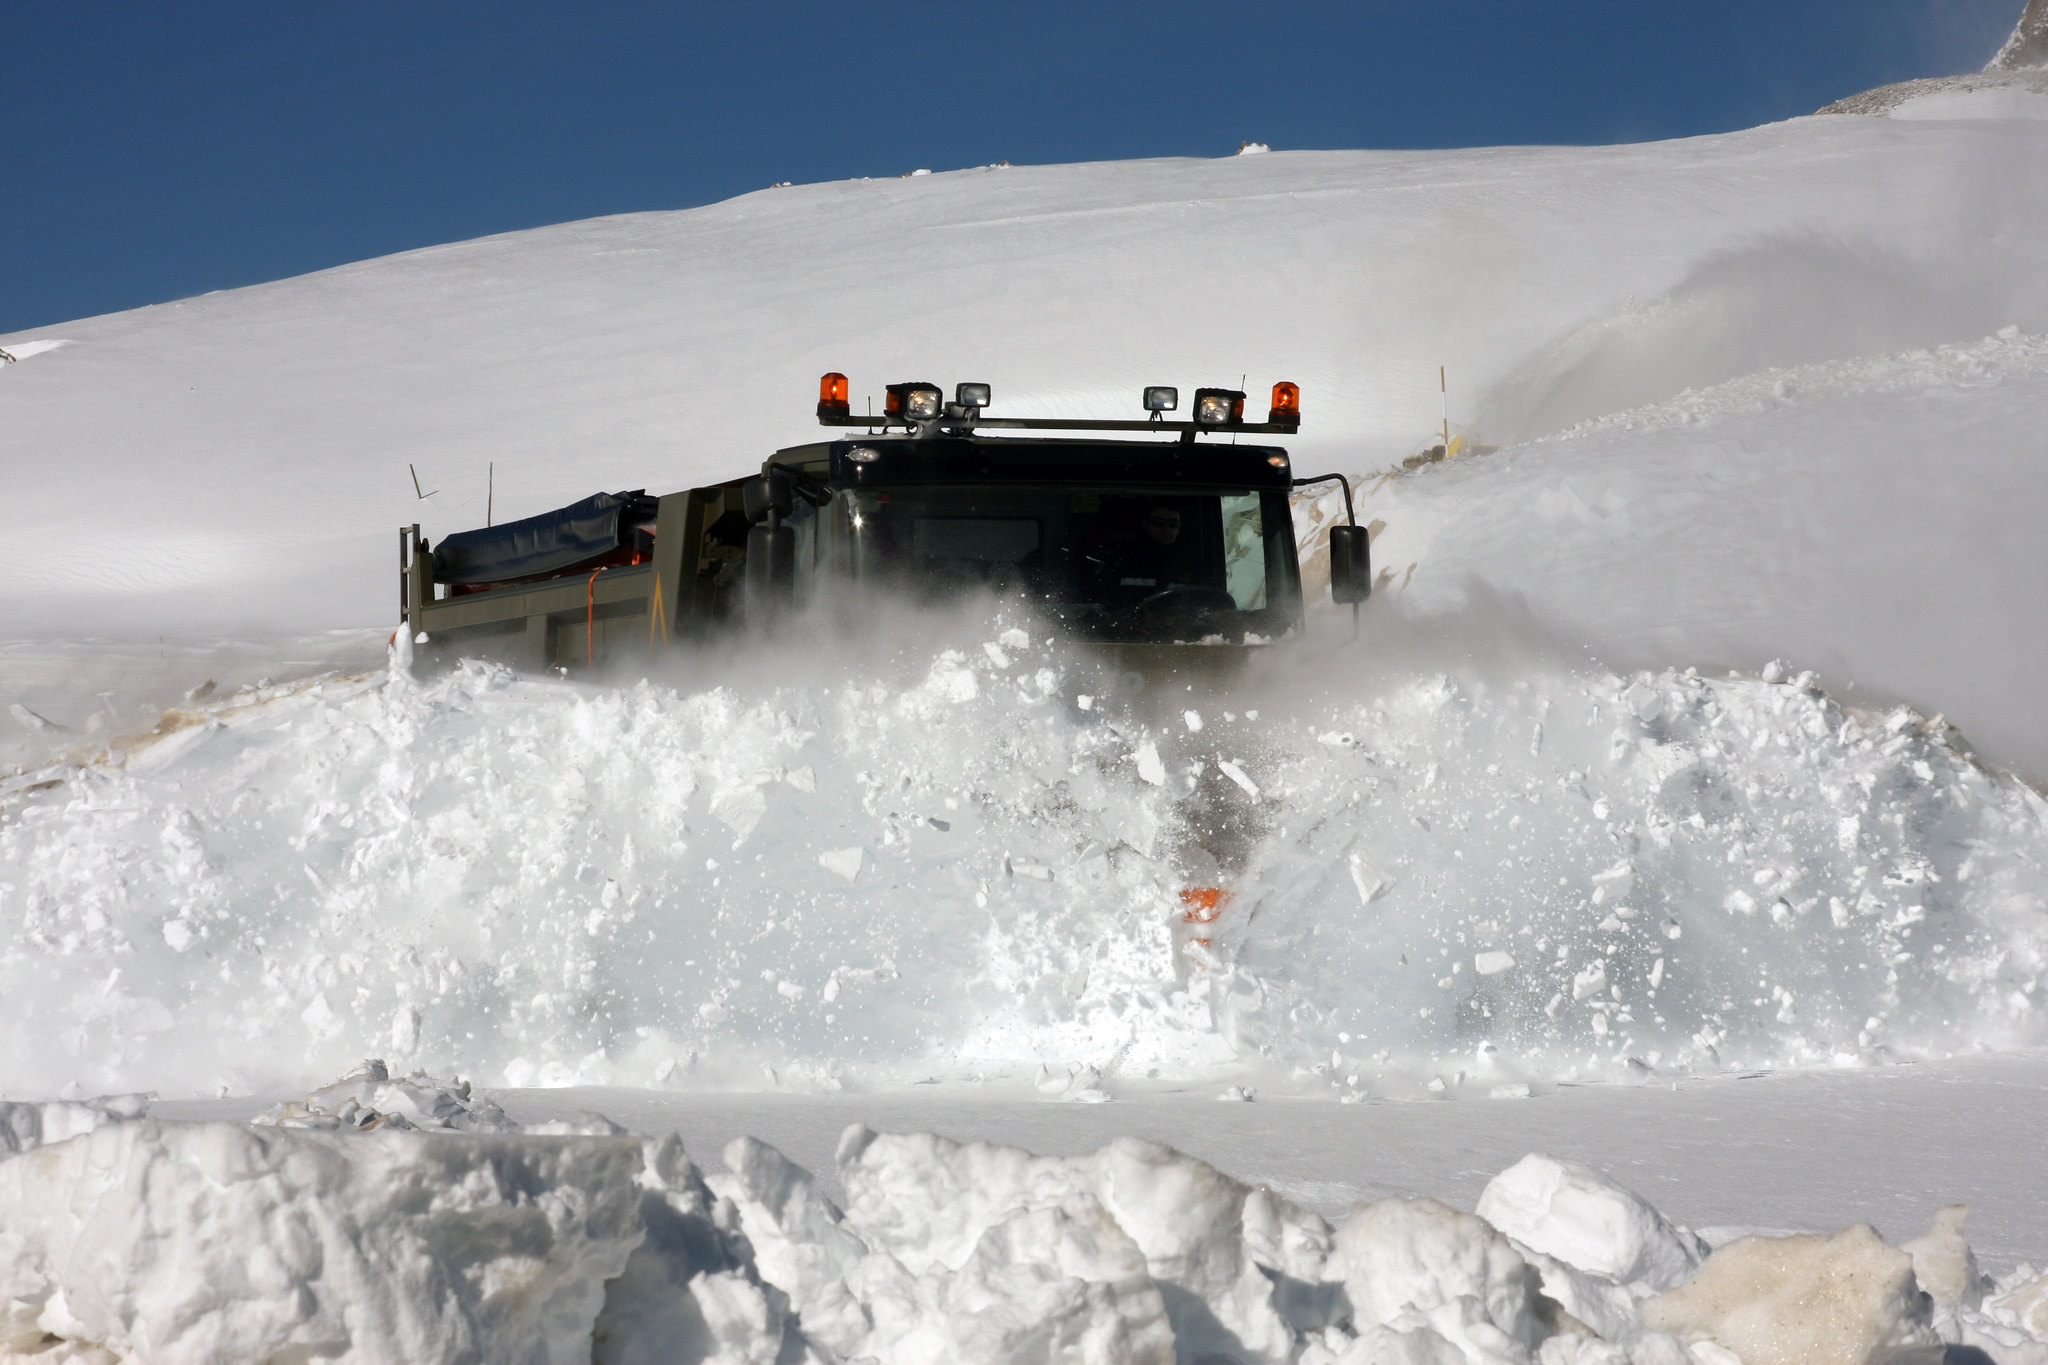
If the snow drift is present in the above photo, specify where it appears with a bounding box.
[5,1072,2046,1365]
[3,597,2043,1101]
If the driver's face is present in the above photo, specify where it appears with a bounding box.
[1142,508,1182,546]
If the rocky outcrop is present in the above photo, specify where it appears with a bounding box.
[1817,0,2048,115]
[1989,0,2048,70]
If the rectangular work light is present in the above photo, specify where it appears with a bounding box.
[1193,387,1246,425]
[885,382,944,422]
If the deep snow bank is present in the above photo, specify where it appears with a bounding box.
[5,1073,2047,1365]
[3,605,2043,1100]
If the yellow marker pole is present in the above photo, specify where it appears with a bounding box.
[1441,366,1450,455]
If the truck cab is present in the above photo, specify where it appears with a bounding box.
[749,434,1301,644]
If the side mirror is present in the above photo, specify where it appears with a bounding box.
[1329,524,1371,604]
[743,473,792,525]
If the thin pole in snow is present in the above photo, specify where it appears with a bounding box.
[1441,366,1450,456]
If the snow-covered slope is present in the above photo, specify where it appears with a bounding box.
[4,111,2046,775]
[1370,328,2048,779]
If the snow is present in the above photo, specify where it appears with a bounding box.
[0,339,70,364]
[1369,325,2048,781]
[1476,1155,1706,1294]
[0,1108,675,1364]
[1640,1225,1934,1365]
[1889,83,2048,121]
[5,48,2048,1365]
[3,616,2043,1103]
[7,1068,2048,1364]
[3,115,2046,794]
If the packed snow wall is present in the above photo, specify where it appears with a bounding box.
[3,599,2044,1100]
[13,1076,2048,1365]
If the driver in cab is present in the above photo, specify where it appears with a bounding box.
[1098,501,1195,600]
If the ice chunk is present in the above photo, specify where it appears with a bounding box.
[1642,1224,1936,1365]
[710,781,768,840]
[827,1128,1304,1361]
[1134,740,1167,786]
[592,1131,801,1365]
[1991,1269,2048,1343]
[818,847,863,881]
[6,703,68,733]
[0,1094,148,1158]
[1900,1204,1989,1309]
[0,1119,647,1365]
[253,1061,520,1133]
[943,1195,1175,1365]
[1327,1196,1551,1359]
[1217,759,1260,798]
[707,1135,869,1349]
[1477,1153,1707,1292]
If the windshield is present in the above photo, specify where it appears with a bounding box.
[839,485,1300,642]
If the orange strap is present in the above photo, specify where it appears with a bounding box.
[586,567,608,668]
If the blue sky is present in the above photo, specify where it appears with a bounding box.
[1,1,2021,333]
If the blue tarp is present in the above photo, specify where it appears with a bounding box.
[432,490,645,586]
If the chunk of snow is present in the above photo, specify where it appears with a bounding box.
[818,846,863,881]
[1134,740,1167,786]
[1643,1224,1936,1365]
[1328,1196,1550,1358]
[1477,1152,1707,1291]
[0,1118,651,1364]
[1216,759,1260,797]
[1901,1204,1990,1309]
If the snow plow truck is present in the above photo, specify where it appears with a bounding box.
[398,375,1369,671]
